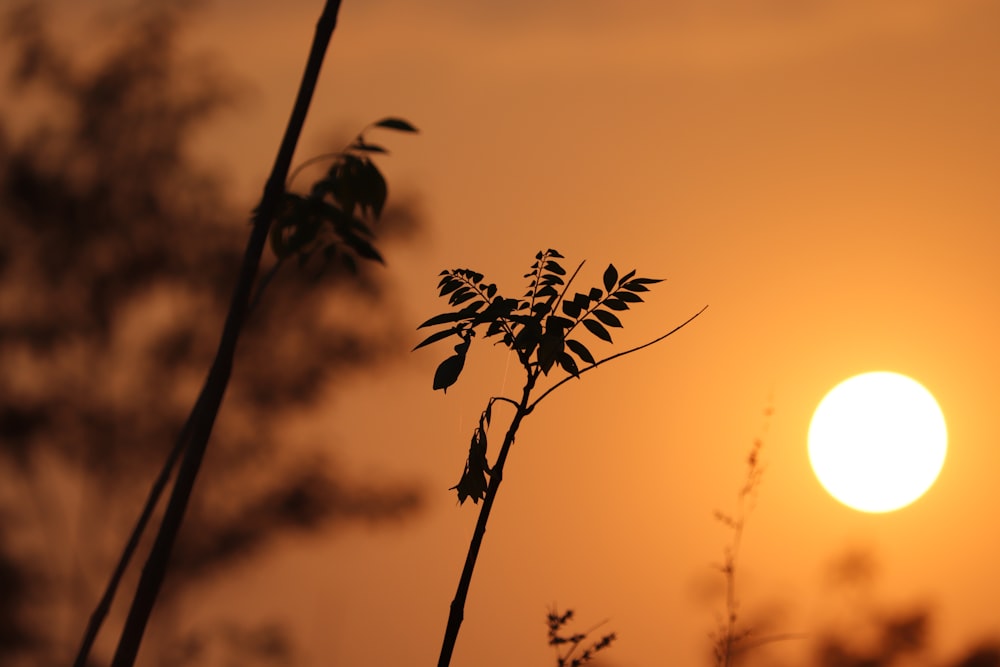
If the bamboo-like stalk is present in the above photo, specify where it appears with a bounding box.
[106,3,343,666]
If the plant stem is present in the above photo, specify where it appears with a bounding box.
[71,415,191,667]
[438,372,538,667]
[107,3,342,665]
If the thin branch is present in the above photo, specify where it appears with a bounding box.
[70,416,191,667]
[527,304,707,412]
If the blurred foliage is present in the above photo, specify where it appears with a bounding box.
[0,2,421,665]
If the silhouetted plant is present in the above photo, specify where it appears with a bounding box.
[101,2,418,665]
[416,249,705,665]
[1,1,419,666]
[711,435,765,667]
[709,415,807,667]
[546,607,617,667]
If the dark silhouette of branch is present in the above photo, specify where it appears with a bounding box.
[438,375,537,667]
[109,2,343,665]
[71,415,192,667]
[527,304,707,413]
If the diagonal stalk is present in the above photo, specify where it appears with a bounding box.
[71,414,192,667]
[437,371,538,667]
[107,3,343,666]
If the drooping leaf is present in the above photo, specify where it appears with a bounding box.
[583,318,613,343]
[566,338,595,365]
[358,160,388,219]
[451,428,490,504]
[557,352,580,377]
[603,264,618,293]
[593,309,622,328]
[374,117,419,133]
[433,353,466,392]
[537,317,568,375]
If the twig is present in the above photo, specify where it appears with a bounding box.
[527,304,707,413]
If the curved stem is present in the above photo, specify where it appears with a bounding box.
[527,304,707,413]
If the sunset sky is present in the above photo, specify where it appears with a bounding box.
[33,1,1000,665]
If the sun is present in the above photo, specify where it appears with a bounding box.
[808,372,947,513]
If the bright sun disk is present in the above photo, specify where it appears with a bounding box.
[808,371,947,513]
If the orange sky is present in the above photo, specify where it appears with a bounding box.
[50,1,1000,665]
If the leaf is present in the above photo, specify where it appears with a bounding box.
[603,264,618,293]
[602,297,628,311]
[413,327,462,351]
[593,309,622,328]
[566,338,595,364]
[433,353,466,392]
[417,311,464,329]
[439,279,462,296]
[358,160,388,219]
[537,317,568,375]
[588,287,603,301]
[513,319,543,355]
[535,284,558,299]
[561,300,582,319]
[374,117,419,133]
[623,278,663,292]
[351,141,388,154]
[341,230,384,263]
[547,249,565,258]
[583,318,613,343]
[544,260,566,276]
[619,269,636,285]
[614,290,643,303]
[451,289,478,306]
[557,352,580,377]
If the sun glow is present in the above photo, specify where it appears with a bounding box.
[808,372,947,513]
